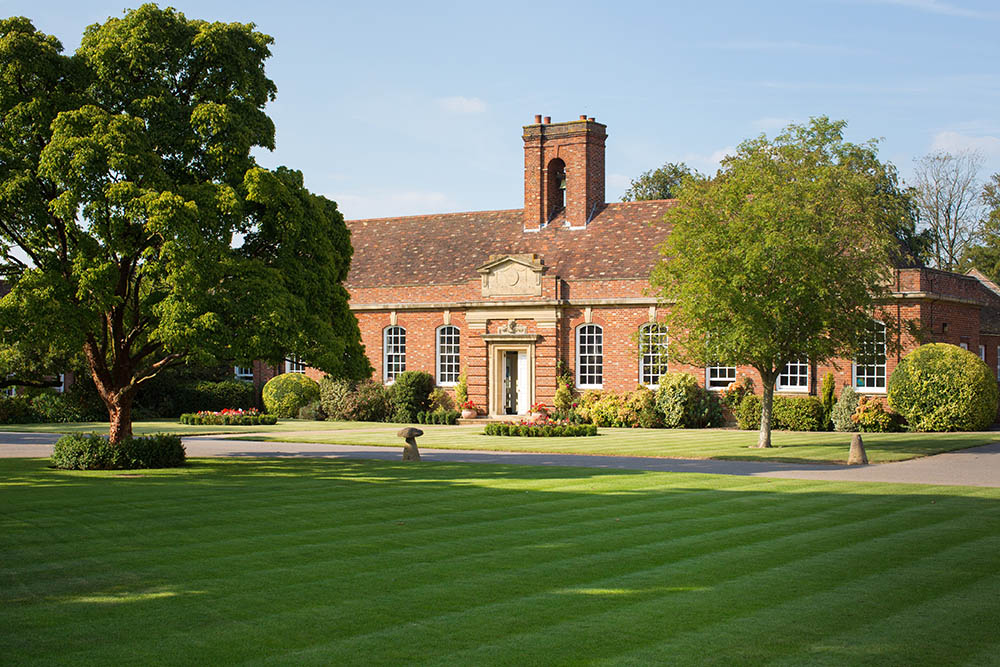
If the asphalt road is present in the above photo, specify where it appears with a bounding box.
[3,432,998,488]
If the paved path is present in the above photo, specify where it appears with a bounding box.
[2,432,998,488]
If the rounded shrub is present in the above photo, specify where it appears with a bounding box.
[388,371,435,423]
[262,373,320,418]
[655,372,723,428]
[888,343,999,431]
[51,433,185,470]
[319,376,354,420]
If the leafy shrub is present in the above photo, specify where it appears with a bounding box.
[319,376,353,420]
[428,388,454,412]
[351,379,392,422]
[262,373,320,418]
[416,408,460,425]
[736,394,761,430]
[187,380,255,413]
[51,433,185,470]
[298,400,325,421]
[887,343,999,432]
[483,422,597,437]
[575,389,603,423]
[623,386,662,428]
[832,386,860,432]
[387,371,435,423]
[720,374,754,410]
[588,392,623,427]
[820,371,835,431]
[0,395,38,424]
[30,392,86,423]
[736,394,825,431]
[655,373,723,428]
[852,396,905,432]
[553,380,573,414]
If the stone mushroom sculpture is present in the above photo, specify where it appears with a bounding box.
[397,427,423,461]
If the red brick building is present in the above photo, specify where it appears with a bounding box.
[263,115,1000,417]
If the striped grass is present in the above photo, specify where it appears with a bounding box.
[2,458,998,664]
[228,423,1000,464]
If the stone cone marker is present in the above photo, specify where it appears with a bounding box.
[397,427,423,461]
[848,432,868,465]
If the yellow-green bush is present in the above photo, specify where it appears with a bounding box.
[262,373,320,418]
[887,343,998,431]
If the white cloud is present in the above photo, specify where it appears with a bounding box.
[331,190,458,220]
[868,0,1000,19]
[752,117,792,131]
[678,146,737,174]
[930,131,1000,157]
[437,96,488,114]
[607,173,631,190]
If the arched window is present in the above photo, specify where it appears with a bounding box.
[777,359,809,392]
[638,323,668,388]
[547,158,566,222]
[853,320,886,391]
[383,326,406,383]
[436,325,460,386]
[576,324,603,388]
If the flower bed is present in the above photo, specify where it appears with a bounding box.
[179,408,278,426]
[483,419,597,437]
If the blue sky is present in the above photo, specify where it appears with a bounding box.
[4,0,999,220]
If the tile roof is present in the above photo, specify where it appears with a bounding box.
[345,200,676,288]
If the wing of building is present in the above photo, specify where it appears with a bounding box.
[262,115,1000,418]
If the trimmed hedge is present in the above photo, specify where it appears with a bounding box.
[483,422,598,437]
[416,409,460,425]
[262,373,320,418]
[179,412,277,425]
[51,433,185,470]
[888,343,999,431]
[832,386,860,432]
[735,394,826,431]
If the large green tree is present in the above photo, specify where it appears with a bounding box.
[621,162,700,201]
[961,173,1000,281]
[652,117,904,448]
[0,6,369,442]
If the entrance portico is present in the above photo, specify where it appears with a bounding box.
[483,321,537,417]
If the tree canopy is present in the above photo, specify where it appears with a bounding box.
[960,172,1000,282]
[621,162,700,201]
[652,117,903,447]
[0,6,370,442]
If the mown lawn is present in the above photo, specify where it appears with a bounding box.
[2,457,998,664]
[228,422,1000,464]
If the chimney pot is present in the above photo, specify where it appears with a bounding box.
[543,116,551,124]
[534,114,542,124]
[588,117,595,121]
[579,115,587,120]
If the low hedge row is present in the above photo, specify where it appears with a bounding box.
[735,394,826,431]
[483,422,597,437]
[179,413,277,425]
[416,409,459,425]
[51,433,186,470]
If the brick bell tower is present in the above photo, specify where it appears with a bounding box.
[522,114,607,231]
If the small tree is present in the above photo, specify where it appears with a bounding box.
[652,117,902,448]
[913,151,984,271]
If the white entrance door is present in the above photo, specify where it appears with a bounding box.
[516,351,529,414]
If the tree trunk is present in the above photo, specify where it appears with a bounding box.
[108,394,134,445]
[757,375,775,448]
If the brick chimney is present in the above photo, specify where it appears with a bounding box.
[522,115,607,231]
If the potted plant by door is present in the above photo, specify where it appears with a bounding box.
[460,400,479,420]
[529,402,549,423]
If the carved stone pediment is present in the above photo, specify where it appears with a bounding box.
[477,254,544,298]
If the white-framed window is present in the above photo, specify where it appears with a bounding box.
[706,365,736,390]
[55,373,65,394]
[978,344,985,361]
[853,320,887,392]
[285,357,305,374]
[383,326,406,383]
[960,342,969,351]
[638,323,668,388]
[1,385,14,398]
[436,325,460,386]
[777,360,809,392]
[576,324,603,388]
[234,366,254,382]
